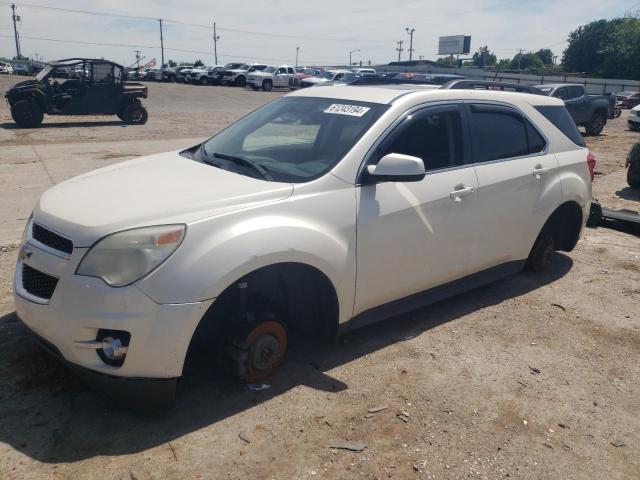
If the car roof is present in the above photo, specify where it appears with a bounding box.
[49,58,124,68]
[290,84,564,107]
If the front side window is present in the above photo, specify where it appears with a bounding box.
[380,107,464,171]
[470,106,530,162]
[198,97,388,182]
[554,87,568,100]
[276,68,286,74]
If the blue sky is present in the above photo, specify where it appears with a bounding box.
[0,0,638,67]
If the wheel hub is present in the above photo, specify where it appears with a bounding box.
[251,334,280,371]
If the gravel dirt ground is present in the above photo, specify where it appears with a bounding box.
[0,76,638,480]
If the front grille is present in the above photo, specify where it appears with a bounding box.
[32,223,73,255]
[22,264,59,300]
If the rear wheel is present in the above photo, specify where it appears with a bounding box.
[585,113,606,136]
[235,76,246,87]
[262,80,273,92]
[200,76,209,86]
[123,103,148,125]
[11,100,43,128]
[526,230,555,272]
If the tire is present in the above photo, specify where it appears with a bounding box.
[614,107,622,118]
[526,230,555,272]
[123,103,148,125]
[11,100,44,128]
[251,85,259,91]
[262,80,273,92]
[200,76,209,86]
[235,76,246,87]
[629,123,640,132]
[585,113,606,136]
[628,166,640,189]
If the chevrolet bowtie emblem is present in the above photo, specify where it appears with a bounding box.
[19,245,33,261]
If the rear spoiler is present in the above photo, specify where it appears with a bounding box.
[441,80,545,95]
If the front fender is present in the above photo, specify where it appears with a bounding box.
[137,211,356,323]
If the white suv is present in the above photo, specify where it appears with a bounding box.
[14,84,593,407]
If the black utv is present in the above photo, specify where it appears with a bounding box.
[5,58,149,128]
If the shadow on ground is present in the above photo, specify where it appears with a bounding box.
[0,256,573,463]
[1,121,126,130]
[616,187,640,202]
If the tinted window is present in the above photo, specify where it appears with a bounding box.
[554,87,568,100]
[567,86,584,99]
[526,120,546,154]
[535,105,585,147]
[276,68,286,74]
[381,108,464,171]
[93,64,113,82]
[470,107,529,162]
[287,68,295,74]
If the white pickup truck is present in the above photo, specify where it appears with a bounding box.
[247,65,296,91]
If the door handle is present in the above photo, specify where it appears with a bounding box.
[449,185,474,202]
[533,165,549,179]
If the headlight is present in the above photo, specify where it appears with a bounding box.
[76,225,185,287]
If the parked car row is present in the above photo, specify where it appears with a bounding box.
[0,60,45,76]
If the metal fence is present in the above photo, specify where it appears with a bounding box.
[373,64,640,95]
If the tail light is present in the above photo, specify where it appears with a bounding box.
[587,151,596,182]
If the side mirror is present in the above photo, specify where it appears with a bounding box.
[366,153,426,183]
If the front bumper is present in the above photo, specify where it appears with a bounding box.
[14,227,214,382]
[23,322,178,409]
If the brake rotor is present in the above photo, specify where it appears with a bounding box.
[240,321,287,383]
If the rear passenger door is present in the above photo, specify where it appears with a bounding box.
[466,103,561,271]
[565,86,588,123]
[354,104,480,315]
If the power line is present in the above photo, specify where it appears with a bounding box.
[0,33,344,64]
[0,1,382,44]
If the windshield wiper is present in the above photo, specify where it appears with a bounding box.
[212,152,273,181]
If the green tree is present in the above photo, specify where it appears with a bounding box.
[534,49,554,65]
[472,46,497,68]
[167,59,177,68]
[510,52,544,71]
[193,59,204,68]
[436,56,457,66]
[562,18,640,79]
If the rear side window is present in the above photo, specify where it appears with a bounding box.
[535,105,585,147]
[381,107,464,171]
[469,107,529,162]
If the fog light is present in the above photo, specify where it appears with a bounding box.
[75,329,130,367]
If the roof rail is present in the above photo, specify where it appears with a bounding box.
[441,79,544,95]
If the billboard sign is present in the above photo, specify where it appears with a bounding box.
[438,35,471,55]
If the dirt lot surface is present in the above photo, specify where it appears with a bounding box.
[0,76,639,480]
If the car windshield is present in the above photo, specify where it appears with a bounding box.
[36,65,53,81]
[195,97,388,183]
[319,71,334,79]
[263,67,276,73]
[337,73,359,83]
[239,64,250,70]
[303,69,318,75]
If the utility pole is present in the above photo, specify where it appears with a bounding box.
[213,22,219,65]
[158,19,165,68]
[134,50,141,69]
[405,27,415,61]
[396,40,404,62]
[11,4,21,59]
[295,46,299,68]
[518,48,523,70]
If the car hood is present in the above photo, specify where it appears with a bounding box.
[34,150,294,247]
[302,77,329,84]
[190,69,208,74]
[632,105,640,112]
[5,79,40,94]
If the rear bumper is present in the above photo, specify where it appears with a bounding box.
[23,321,177,410]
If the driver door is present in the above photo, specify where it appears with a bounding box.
[82,63,121,114]
[354,104,481,315]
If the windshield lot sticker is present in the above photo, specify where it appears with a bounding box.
[324,104,371,117]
